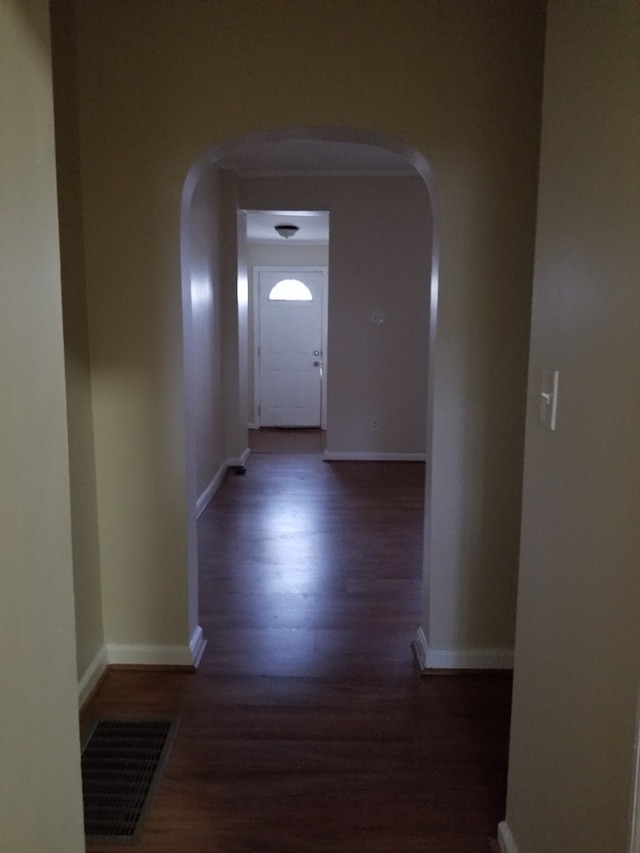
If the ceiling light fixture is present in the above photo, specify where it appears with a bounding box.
[274,224,299,239]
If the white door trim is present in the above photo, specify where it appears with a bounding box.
[252,266,328,429]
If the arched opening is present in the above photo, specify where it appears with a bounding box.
[180,127,438,655]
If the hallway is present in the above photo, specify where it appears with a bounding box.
[83,451,511,852]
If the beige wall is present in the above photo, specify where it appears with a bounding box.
[186,165,227,499]
[236,207,250,440]
[241,175,429,455]
[71,0,544,659]
[6,2,638,845]
[247,244,329,270]
[50,0,104,683]
[0,1,84,848]
[219,169,247,464]
[503,3,640,851]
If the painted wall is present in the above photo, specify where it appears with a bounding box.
[219,169,247,465]
[241,176,429,456]
[502,3,640,851]
[50,0,104,685]
[236,207,250,440]
[247,244,329,270]
[0,1,84,848]
[186,165,227,501]
[72,0,544,658]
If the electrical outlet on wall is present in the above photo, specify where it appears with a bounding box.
[371,418,379,431]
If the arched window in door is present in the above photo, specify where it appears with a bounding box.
[268,278,313,301]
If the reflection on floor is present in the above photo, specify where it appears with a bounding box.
[83,452,511,853]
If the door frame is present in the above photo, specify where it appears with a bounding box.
[252,266,329,430]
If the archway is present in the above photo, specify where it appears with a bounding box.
[180,127,438,656]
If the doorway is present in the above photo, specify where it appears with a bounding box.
[254,266,328,429]
[180,126,437,658]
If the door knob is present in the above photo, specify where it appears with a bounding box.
[313,361,321,367]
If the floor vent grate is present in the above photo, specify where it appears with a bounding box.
[81,718,177,841]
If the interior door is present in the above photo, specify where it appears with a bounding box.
[258,269,325,427]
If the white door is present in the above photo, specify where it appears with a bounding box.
[257,269,325,427]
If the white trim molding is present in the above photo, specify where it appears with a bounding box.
[78,627,207,702]
[413,627,513,671]
[412,626,429,670]
[323,451,426,462]
[77,644,109,708]
[228,447,251,469]
[196,463,228,519]
[106,643,193,667]
[189,624,207,668]
[497,821,519,853]
[106,626,207,669]
[196,451,251,518]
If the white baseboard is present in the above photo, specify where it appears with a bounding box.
[414,627,514,670]
[497,821,518,853]
[77,644,108,707]
[106,627,206,668]
[248,422,258,431]
[228,447,250,468]
[196,450,250,518]
[78,627,207,700]
[323,450,426,462]
[412,626,429,670]
[189,624,207,667]
[106,643,192,666]
[196,463,228,518]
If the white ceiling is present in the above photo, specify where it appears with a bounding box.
[235,139,417,245]
[245,210,330,245]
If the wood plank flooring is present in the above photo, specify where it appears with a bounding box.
[82,452,511,853]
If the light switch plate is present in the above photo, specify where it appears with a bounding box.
[370,310,384,325]
[539,368,559,430]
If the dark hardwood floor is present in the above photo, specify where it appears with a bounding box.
[82,450,511,853]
